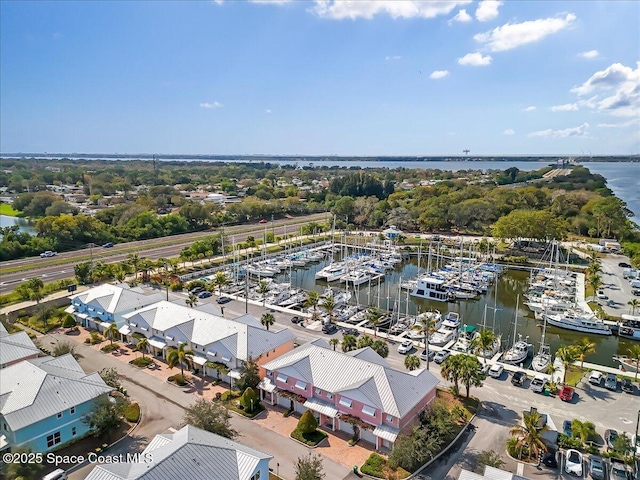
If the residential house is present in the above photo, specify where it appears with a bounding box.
[66,283,163,333]
[85,425,271,480]
[259,339,439,450]
[0,323,43,368]
[121,301,295,385]
[0,355,111,453]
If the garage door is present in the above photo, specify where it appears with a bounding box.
[361,427,376,445]
[278,395,291,409]
[295,402,306,415]
[340,421,354,436]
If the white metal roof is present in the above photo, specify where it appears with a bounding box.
[262,341,439,418]
[85,425,272,480]
[0,331,41,366]
[70,284,162,315]
[373,423,399,442]
[303,397,338,418]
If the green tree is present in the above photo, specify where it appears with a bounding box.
[257,280,270,306]
[74,261,94,285]
[136,337,150,359]
[476,450,506,469]
[104,322,119,345]
[341,334,357,352]
[573,337,596,368]
[588,273,602,301]
[236,358,260,392]
[404,354,421,371]
[100,367,121,389]
[240,387,259,413]
[296,410,319,435]
[556,345,579,384]
[186,293,199,308]
[214,271,229,296]
[458,354,484,398]
[294,453,325,480]
[366,308,384,337]
[305,290,320,316]
[329,338,339,351]
[628,298,640,315]
[260,312,275,331]
[508,410,548,460]
[319,295,336,323]
[470,328,497,365]
[571,419,596,444]
[371,339,389,358]
[84,395,127,436]
[357,335,375,349]
[52,341,78,359]
[167,343,194,377]
[418,313,438,371]
[441,354,463,396]
[182,398,237,439]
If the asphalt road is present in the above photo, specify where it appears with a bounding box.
[0,213,328,295]
[596,252,638,317]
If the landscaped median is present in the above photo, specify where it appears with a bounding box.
[289,410,328,448]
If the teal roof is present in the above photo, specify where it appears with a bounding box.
[461,325,476,333]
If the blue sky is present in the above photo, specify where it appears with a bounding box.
[1,0,638,156]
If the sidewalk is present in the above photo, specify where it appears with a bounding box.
[0,286,90,317]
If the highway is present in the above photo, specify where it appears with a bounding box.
[0,213,328,294]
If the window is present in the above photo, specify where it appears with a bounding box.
[295,380,307,390]
[327,393,333,400]
[315,388,322,396]
[166,335,174,341]
[2,423,7,431]
[276,374,288,383]
[339,397,352,408]
[221,355,231,362]
[57,412,63,419]
[71,427,77,436]
[69,407,75,415]
[362,405,376,417]
[130,322,138,328]
[386,414,394,423]
[46,432,61,448]
[207,350,216,357]
[266,370,272,377]
[250,472,261,480]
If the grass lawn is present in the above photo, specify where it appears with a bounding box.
[0,203,21,216]
[227,402,265,418]
[290,428,328,447]
[361,452,411,480]
[564,365,587,386]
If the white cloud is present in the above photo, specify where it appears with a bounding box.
[474,13,576,52]
[570,62,640,117]
[597,118,639,128]
[457,52,492,66]
[528,123,590,138]
[310,0,472,20]
[475,0,502,22]
[265,109,272,114]
[430,70,450,79]
[579,50,599,59]
[503,129,515,135]
[199,101,222,109]
[385,55,402,61]
[449,8,472,24]
[551,103,579,111]
[522,106,536,112]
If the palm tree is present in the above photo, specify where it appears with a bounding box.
[470,328,497,365]
[556,345,579,384]
[588,273,602,301]
[628,299,640,315]
[571,419,596,444]
[341,334,357,352]
[366,308,384,337]
[257,281,271,306]
[509,410,548,460]
[136,337,150,359]
[440,355,463,396]
[320,295,336,324]
[260,312,275,331]
[329,338,339,351]
[627,344,640,381]
[459,354,484,398]
[418,313,438,371]
[186,293,199,308]
[214,271,229,296]
[167,343,194,377]
[138,258,154,282]
[371,339,389,358]
[104,322,119,345]
[404,354,421,371]
[305,291,320,317]
[573,337,596,368]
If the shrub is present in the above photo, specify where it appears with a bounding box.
[101,343,119,353]
[130,357,153,368]
[506,437,519,458]
[123,402,140,423]
[169,281,183,291]
[90,331,102,344]
[168,374,187,386]
[62,314,77,328]
[296,410,318,435]
[558,433,584,450]
[240,387,259,413]
[360,453,386,478]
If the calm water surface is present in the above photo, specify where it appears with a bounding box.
[0,214,35,234]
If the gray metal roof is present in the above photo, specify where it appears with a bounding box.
[458,466,532,480]
[70,284,162,315]
[0,331,41,366]
[262,341,439,418]
[85,425,272,480]
[0,355,111,431]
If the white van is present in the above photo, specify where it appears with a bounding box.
[42,469,67,480]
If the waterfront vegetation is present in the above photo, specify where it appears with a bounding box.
[0,203,21,216]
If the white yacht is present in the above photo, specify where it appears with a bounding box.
[502,335,532,365]
[315,263,346,282]
[544,310,612,335]
[341,269,371,286]
[618,314,640,340]
[411,275,450,302]
[430,312,462,346]
[451,325,477,353]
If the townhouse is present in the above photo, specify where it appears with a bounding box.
[121,301,295,384]
[259,339,439,450]
[0,323,43,368]
[86,425,271,480]
[0,355,111,453]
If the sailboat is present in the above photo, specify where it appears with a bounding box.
[531,306,552,372]
[502,295,532,365]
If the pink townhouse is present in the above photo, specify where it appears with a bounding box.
[259,339,439,450]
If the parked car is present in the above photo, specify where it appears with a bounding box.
[558,385,575,402]
[619,262,632,268]
[342,327,359,336]
[621,378,634,394]
[290,316,302,324]
[596,290,608,300]
[397,340,414,354]
[530,374,548,393]
[565,449,583,476]
[40,250,57,257]
[588,456,606,480]
[102,242,114,248]
[434,350,450,364]
[589,371,604,386]
[259,219,268,224]
[563,420,573,437]
[605,429,619,450]
[511,371,527,387]
[189,286,205,294]
[197,291,212,298]
[216,296,232,304]
[605,373,618,391]
[322,323,338,334]
[488,364,504,378]
[607,299,617,308]
[610,458,630,480]
[542,451,558,469]
[420,349,435,362]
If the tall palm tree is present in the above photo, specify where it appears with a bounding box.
[573,337,596,368]
[418,314,438,371]
[138,258,154,282]
[588,273,602,301]
[167,343,194,377]
[260,312,275,331]
[127,253,141,279]
[214,271,229,296]
[470,328,497,365]
[366,308,384,337]
[257,281,271,306]
[459,354,484,398]
[556,345,579,384]
[404,354,421,371]
[341,334,357,352]
[627,344,640,381]
[136,337,150,359]
[305,291,320,317]
[320,295,336,324]
[440,355,463,396]
[571,419,596,444]
[104,322,119,345]
[628,299,640,315]
[509,410,548,460]
[186,293,199,308]
[329,338,339,351]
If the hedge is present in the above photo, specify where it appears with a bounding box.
[123,402,140,423]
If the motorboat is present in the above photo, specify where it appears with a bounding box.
[618,314,640,340]
[410,275,450,302]
[613,355,640,372]
[545,309,612,335]
[340,269,371,286]
[451,324,477,353]
[502,335,532,365]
